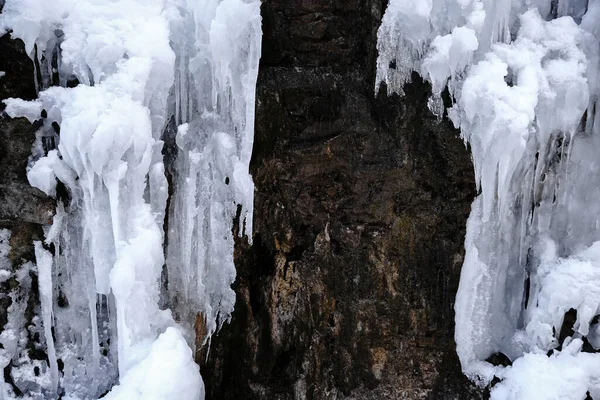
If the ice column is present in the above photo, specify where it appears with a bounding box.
[166,0,262,338]
[0,0,214,398]
[33,242,59,395]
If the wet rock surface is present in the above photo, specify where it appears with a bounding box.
[202,0,482,399]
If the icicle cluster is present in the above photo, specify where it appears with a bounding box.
[166,0,261,339]
[377,0,600,399]
[0,0,260,398]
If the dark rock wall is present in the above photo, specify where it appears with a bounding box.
[0,36,55,227]
[202,1,481,399]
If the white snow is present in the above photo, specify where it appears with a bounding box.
[103,327,204,400]
[0,0,261,398]
[26,149,60,196]
[3,97,42,122]
[377,0,600,398]
[491,339,600,400]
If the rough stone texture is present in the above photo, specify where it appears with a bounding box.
[202,1,482,399]
[0,35,55,227]
[0,34,54,260]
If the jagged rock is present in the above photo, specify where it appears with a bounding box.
[0,35,55,227]
[0,33,53,395]
[201,1,481,399]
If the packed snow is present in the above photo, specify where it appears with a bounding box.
[0,0,260,398]
[377,0,600,399]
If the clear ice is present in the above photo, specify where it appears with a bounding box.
[377,0,600,398]
[0,0,261,398]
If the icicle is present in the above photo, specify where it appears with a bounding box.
[34,242,59,395]
[166,0,262,338]
[89,293,100,365]
[2,0,261,397]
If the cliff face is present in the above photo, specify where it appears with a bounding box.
[201,0,481,399]
[0,0,481,398]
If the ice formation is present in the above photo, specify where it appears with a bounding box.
[0,0,260,398]
[377,0,600,398]
[165,0,261,338]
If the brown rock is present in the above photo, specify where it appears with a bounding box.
[0,34,55,226]
[201,1,483,399]
[0,1,485,398]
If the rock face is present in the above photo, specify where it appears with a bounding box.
[0,36,55,227]
[201,0,481,399]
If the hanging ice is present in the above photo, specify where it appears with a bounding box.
[33,243,59,396]
[165,0,261,340]
[0,0,261,397]
[377,0,600,398]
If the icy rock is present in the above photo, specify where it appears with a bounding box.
[376,0,600,397]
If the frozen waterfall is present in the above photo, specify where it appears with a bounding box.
[377,0,600,398]
[0,0,261,398]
